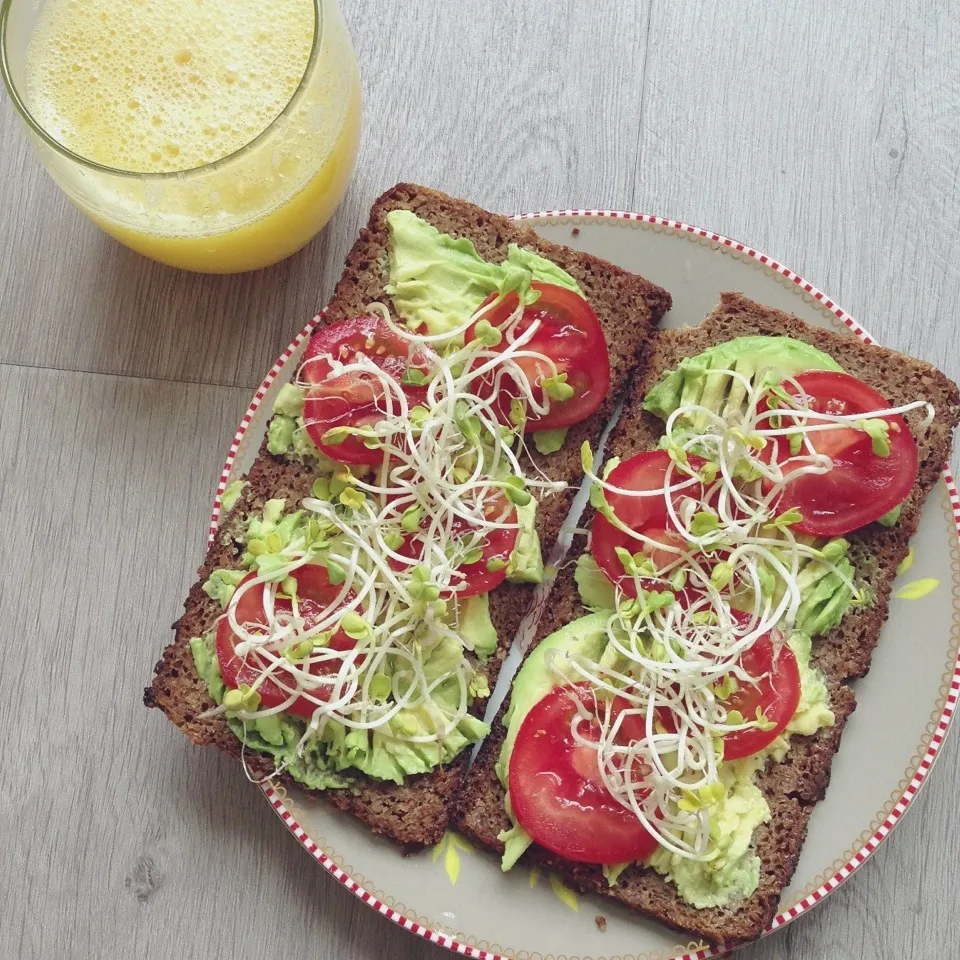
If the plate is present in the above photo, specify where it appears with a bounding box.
[209,211,960,960]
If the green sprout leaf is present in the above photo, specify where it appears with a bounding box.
[690,511,720,537]
[455,400,482,443]
[338,487,366,510]
[763,506,804,531]
[730,427,766,451]
[321,426,351,446]
[755,562,776,598]
[856,418,892,457]
[402,367,428,386]
[401,504,425,533]
[223,683,261,714]
[699,461,719,485]
[369,673,392,701]
[542,373,575,402]
[532,427,567,455]
[709,561,733,590]
[325,560,347,585]
[754,706,777,732]
[340,612,371,640]
[383,530,405,551]
[409,405,430,429]
[614,545,636,575]
[255,554,293,581]
[472,318,503,346]
[504,484,532,507]
[713,674,739,701]
[580,441,595,473]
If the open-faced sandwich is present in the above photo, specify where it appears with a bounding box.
[145,184,672,848]
[455,292,960,947]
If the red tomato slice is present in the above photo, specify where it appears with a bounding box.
[590,450,711,596]
[761,370,918,536]
[216,565,358,720]
[509,683,659,864]
[300,316,430,465]
[655,609,801,760]
[390,492,518,597]
[463,283,610,432]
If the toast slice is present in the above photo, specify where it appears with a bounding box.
[454,292,960,944]
[145,183,672,849]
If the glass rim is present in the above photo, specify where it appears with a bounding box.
[0,0,323,180]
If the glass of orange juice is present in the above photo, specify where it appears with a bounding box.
[0,0,361,273]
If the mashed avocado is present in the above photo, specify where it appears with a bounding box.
[643,625,835,908]
[194,502,500,786]
[265,406,340,466]
[385,209,581,339]
[647,757,770,909]
[499,337,853,907]
[494,611,834,903]
[506,498,544,584]
[459,593,498,658]
[191,634,489,786]
[877,502,903,527]
[643,335,842,424]
[274,382,304,418]
[220,479,246,513]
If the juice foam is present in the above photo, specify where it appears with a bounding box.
[25,0,315,172]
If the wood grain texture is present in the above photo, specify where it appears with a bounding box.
[2,0,959,957]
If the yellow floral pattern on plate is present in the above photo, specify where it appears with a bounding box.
[432,831,475,885]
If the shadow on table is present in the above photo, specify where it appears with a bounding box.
[57,179,371,390]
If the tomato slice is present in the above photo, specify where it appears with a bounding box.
[463,282,610,432]
[655,609,801,760]
[216,565,357,720]
[390,492,518,597]
[590,450,711,595]
[760,370,918,536]
[300,316,430,465]
[509,683,659,864]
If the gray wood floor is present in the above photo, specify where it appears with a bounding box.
[3,1,959,958]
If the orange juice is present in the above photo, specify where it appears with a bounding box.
[18,0,360,272]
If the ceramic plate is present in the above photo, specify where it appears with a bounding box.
[209,212,960,960]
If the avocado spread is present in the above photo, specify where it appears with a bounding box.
[193,502,500,787]
[643,336,842,424]
[385,209,581,339]
[260,212,589,584]
[192,632,489,787]
[498,336,856,910]
[494,604,836,904]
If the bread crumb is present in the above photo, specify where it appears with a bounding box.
[571,227,581,236]
[594,915,607,932]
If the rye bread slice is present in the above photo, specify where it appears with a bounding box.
[145,183,672,849]
[454,292,960,945]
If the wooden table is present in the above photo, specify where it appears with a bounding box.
[4,2,959,958]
